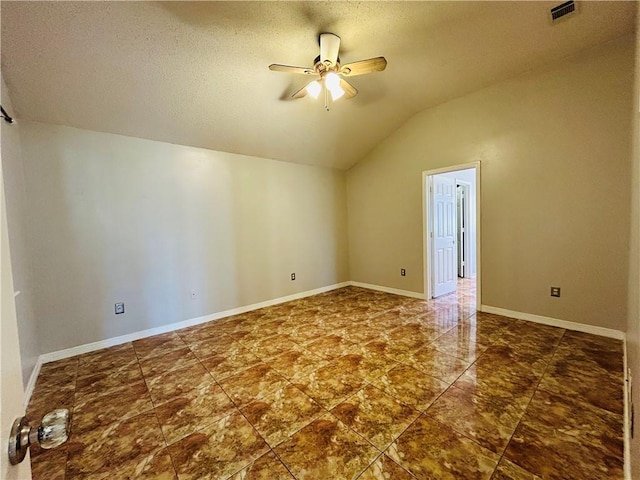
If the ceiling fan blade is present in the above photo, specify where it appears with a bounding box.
[340,57,387,76]
[340,79,358,99]
[320,33,340,66]
[292,83,309,99]
[269,64,315,75]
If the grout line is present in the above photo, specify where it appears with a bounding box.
[492,328,568,476]
[38,285,587,480]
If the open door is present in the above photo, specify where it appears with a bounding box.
[1,131,33,479]
[431,175,457,297]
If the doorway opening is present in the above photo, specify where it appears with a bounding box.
[423,162,480,309]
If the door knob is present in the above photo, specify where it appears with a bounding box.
[8,408,70,465]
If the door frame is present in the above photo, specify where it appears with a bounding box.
[456,180,472,278]
[422,161,481,310]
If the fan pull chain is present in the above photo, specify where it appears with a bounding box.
[324,86,330,111]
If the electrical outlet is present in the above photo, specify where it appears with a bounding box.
[115,302,125,314]
[401,268,406,276]
[550,286,561,297]
[291,273,296,281]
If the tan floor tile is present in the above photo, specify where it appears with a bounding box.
[387,415,499,480]
[241,384,323,447]
[37,357,78,388]
[331,352,399,384]
[495,322,564,357]
[551,343,623,380]
[66,411,165,477]
[31,446,67,480]
[168,410,269,480]
[76,343,137,377]
[386,323,440,349]
[561,330,623,354]
[490,458,541,480]
[275,413,379,480]
[504,416,623,480]
[138,345,199,377]
[340,324,388,344]
[294,361,365,409]
[67,448,177,480]
[358,454,416,480]
[455,344,547,392]
[74,360,144,402]
[331,384,419,450]
[219,363,289,407]
[361,339,413,363]
[538,362,623,415]
[265,346,328,381]
[303,334,357,359]
[367,307,429,326]
[176,323,226,344]
[427,385,525,454]
[200,347,263,381]
[468,312,515,330]
[188,334,245,358]
[133,331,186,360]
[146,361,216,405]
[72,380,153,436]
[523,389,623,459]
[405,346,470,383]
[369,364,449,411]
[243,334,298,360]
[27,382,75,423]
[26,284,625,480]
[155,383,237,444]
[228,451,294,479]
[286,325,329,344]
[429,323,503,361]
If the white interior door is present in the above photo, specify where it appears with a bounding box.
[1,133,33,479]
[431,175,457,297]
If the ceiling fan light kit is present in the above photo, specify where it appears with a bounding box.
[269,32,387,111]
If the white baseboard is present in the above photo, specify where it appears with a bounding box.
[623,337,631,480]
[480,305,624,340]
[23,358,42,408]
[25,281,350,406]
[349,281,425,300]
[26,283,627,410]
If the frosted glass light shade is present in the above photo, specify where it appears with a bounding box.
[306,80,322,99]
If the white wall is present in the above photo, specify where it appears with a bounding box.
[347,35,634,331]
[1,76,38,387]
[18,122,349,354]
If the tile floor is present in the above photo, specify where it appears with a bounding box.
[27,280,624,479]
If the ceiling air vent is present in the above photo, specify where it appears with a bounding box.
[550,1,576,23]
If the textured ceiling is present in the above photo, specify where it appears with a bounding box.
[1,1,635,169]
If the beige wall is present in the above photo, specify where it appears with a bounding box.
[19,122,349,354]
[347,35,633,331]
[1,76,38,387]
[626,9,640,477]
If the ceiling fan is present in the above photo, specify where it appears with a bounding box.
[269,33,387,110]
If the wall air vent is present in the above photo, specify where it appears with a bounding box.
[550,1,576,23]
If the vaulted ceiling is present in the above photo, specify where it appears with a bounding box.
[1,1,635,169]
